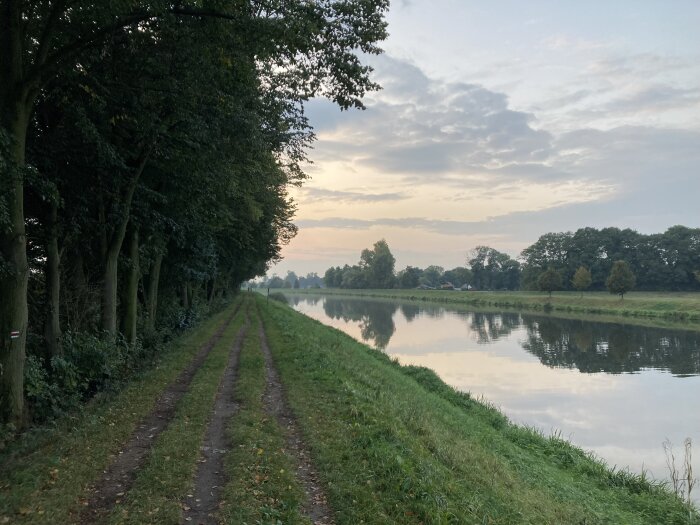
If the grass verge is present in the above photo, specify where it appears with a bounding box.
[0,296,242,524]
[218,307,310,525]
[258,295,699,524]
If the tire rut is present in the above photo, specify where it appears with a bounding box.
[258,312,335,525]
[78,303,242,524]
[182,308,250,524]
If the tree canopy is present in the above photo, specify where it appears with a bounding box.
[606,261,636,299]
[0,1,389,425]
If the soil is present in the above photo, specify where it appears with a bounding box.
[77,305,241,524]
[258,318,335,525]
[182,311,249,524]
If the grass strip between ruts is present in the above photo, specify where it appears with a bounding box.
[0,296,242,525]
[257,295,698,525]
[218,307,310,525]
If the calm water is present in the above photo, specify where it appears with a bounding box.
[286,293,700,492]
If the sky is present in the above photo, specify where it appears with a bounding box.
[270,0,700,278]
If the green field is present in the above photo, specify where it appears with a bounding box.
[1,294,697,524]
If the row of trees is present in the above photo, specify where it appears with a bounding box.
[0,1,389,425]
[520,226,700,291]
[323,242,521,291]
[537,261,637,298]
[321,227,699,294]
[248,271,323,290]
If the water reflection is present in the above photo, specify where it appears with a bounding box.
[288,294,700,376]
[521,317,700,376]
[322,297,398,349]
[470,312,521,344]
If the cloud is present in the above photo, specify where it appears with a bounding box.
[289,54,700,269]
[309,55,557,185]
[300,187,408,203]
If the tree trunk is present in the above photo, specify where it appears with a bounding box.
[101,245,120,336]
[123,228,139,345]
[99,151,151,337]
[0,103,30,425]
[182,282,190,310]
[145,252,163,330]
[44,200,62,358]
[207,278,216,305]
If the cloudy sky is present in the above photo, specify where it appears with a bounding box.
[271,0,700,277]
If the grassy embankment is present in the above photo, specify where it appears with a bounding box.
[259,296,698,524]
[1,293,698,524]
[289,288,700,325]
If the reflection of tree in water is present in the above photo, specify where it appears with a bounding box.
[289,295,320,307]
[400,303,421,322]
[468,312,522,344]
[322,298,398,349]
[521,316,700,375]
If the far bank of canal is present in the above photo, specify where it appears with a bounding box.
[283,292,700,500]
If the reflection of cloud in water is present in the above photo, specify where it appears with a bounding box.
[393,351,619,397]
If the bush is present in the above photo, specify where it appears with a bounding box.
[269,292,288,304]
[24,332,146,422]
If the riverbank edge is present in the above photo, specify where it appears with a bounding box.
[262,297,698,523]
[285,288,700,327]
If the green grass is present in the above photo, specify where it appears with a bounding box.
[258,295,699,524]
[289,288,700,327]
[3,292,698,524]
[219,309,310,525]
[0,297,243,524]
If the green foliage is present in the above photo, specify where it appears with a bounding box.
[362,239,396,288]
[24,333,144,421]
[468,246,520,290]
[269,292,288,303]
[521,226,700,292]
[538,267,563,296]
[1,0,390,424]
[571,266,592,294]
[607,260,636,299]
[397,266,422,288]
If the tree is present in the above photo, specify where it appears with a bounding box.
[606,260,636,299]
[538,268,563,298]
[0,0,390,425]
[571,266,592,297]
[363,239,396,289]
[397,266,422,289]
[467,246,519,290]
[443,267,472,288]
[421,266,444,288]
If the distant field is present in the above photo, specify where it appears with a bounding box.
[282,288,700,325]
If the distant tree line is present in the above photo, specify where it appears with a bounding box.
[520,226,700,292]
[248,272,324,290]
[320,226,700,294]
[0,2,389,426]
